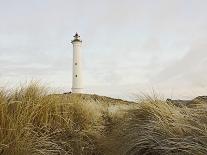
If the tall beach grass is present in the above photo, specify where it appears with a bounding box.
[0,83,207,155]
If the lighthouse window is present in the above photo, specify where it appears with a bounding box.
[75,63,77,65]
[75,75,78,77]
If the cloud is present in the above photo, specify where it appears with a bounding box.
[146,39,207,99]
[152,39,207,82]
[0,0,207,99]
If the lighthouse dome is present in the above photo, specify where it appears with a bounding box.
[71,32,82,43]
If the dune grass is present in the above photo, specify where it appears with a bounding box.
[0,83,207,155]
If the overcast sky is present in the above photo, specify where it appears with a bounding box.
[0,0,207,100]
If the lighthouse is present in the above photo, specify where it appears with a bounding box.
[71,33,83,93]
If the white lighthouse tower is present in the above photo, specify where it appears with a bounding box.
[71,33,83,93]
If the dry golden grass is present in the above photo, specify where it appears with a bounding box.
[104,97,207,155]
[0,83,207,155]
[0,83,105,155]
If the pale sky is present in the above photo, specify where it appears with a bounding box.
[0,0,207,100]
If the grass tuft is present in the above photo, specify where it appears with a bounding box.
[0,83,207,155]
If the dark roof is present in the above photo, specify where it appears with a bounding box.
[71,32,82,43]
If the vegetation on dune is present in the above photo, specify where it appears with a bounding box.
[0,83,207,155]
[105,98,207,155]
